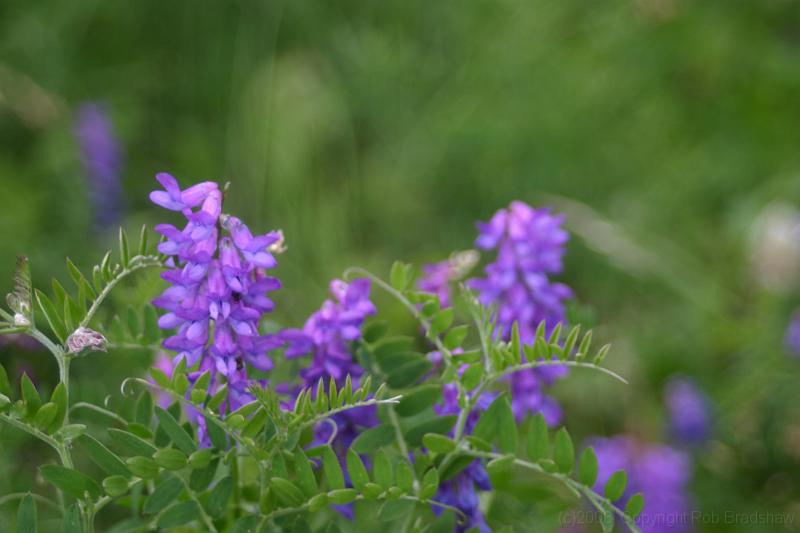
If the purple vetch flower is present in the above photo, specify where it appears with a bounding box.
[589,436,693,533]
[664,377,712,446]
[467,201,573,424]
[280,278,377,450]
[74,103,124,228]
[150,174,282,422]
[784,310,800,356]
[417,250,479,308]
[468,202,571,341]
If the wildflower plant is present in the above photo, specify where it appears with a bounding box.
[0,175,645,532]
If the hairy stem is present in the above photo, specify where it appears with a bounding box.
[80,255,162,328]
[463,449,641,533]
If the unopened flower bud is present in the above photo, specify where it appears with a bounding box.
[13,313,30,327]
[450,249,479,277]
[268,230,287,254]
[66,327,107,354]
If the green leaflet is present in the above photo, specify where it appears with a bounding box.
[527,414,550,462]
[20,373,41,418]
[605,470,628,502]
[322,446,345,490]
[625,493,645,518]
[351,424,395,454]
[16,494,37,533]
[553,428,575,474]
[346,449,369,491]
[395,384,442,417]
[579,447,598,486]
[40,464,102,499]
[60,503,82,533]
[48,383,67,433]
[108,429,156,457]
[143,476,184,514]
[473,394,517,453]
[157,501,199,528]
[404,415,457,447]
[379,499,414,522]
[293,450,318,498]
[270,477,305,507]
[79,434,131,477]
[206,476,233,518]
[154,407,196,455]
[372,449,393,489]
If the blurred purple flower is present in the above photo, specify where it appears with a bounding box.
[74,103,124,229]
[0,334,41,351]
[590,436,693,533]
[468,201,572,424]
[280,278,377,450]
[784,310,800,356]
[150,174,282,421]
[417,250,479,308]
[664,377,712,446]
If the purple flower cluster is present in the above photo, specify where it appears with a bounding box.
[664,377,712,446]
[281,278,377,448]
[150,173,282,415]
[468,201,572,423]
[590,436,693,533]
[74,103,124,229]
[468,201,572,341]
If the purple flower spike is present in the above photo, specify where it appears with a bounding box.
[590,436,693,533]
[665,377,712,446]
[785,310,800,357]
[74,103,124,229]
[150,174,282,427]
[279,278,377,451]
[468,202,573,423]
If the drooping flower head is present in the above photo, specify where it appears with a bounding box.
[150,174,282,417]
[281,278,377,449]
[590,436,693,533]
[468,201,573,423]
[664,377,712,446]
[74,103,124,229]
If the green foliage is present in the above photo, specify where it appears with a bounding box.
[16,494,37,533]
[0,255,643,532]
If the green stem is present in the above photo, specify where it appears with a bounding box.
[58,355,70,425]
[70,402,128,425]
[231,448,241,521]
[293,395,402,432]
[0,413,60,451]
[80,255,162,328]
[178,477,219,533]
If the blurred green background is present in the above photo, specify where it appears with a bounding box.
[3,0,800,530]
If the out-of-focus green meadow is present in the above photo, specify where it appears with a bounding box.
[2,0,800,530]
